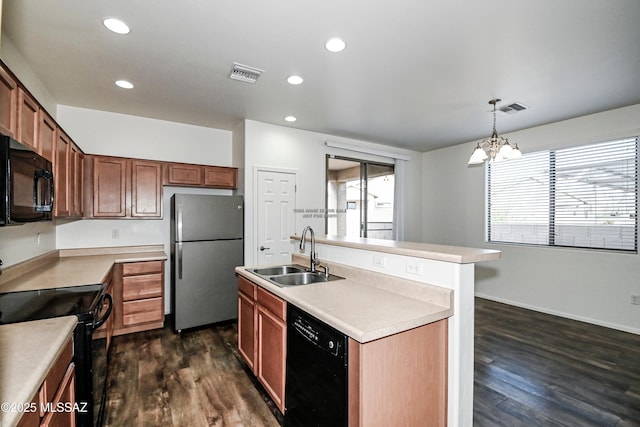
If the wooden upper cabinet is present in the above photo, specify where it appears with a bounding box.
[0,64,18,138]
[87,155,162,219]
[92,156,128,217]
[165,163,203,186]
[55,131,71,217]
[131,159,162,217]
[165,162,238,189]
[38,110,57,163]
[70,142,84,218]
[204,165,237,189]
[17,88,40,152]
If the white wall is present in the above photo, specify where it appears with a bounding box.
[422,104,640,334]
[243,120,423,266]
[56,105,232,163]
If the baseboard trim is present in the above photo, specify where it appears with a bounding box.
[474,293,640,336]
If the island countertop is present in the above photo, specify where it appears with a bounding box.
[236,254,453,343]
[291,234,501,264]
[0,316,77,427]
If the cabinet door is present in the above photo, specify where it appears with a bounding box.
[54,131,71,217]
[204,166,237,189]
[93,156,127,217]
[238,290,256,372]
[38,111,57,162]
[0,64,17,138]
[17,88,39,152]
[40,364,76,427]
[165,163,203,186]
[69,142,84,218]
[257,305,286,413]
[131,159,162,217]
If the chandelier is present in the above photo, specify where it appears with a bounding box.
[467,98,522,164]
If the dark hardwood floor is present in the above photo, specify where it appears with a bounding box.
[104,299,640,426]
[104,322,280,427]
[475,298,640,427]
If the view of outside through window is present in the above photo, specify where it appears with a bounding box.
[488,137,637,251]
[326,157,395,239]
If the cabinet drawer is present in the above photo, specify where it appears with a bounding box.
[122,260,163,276]
[122,273,163,301]
[238,275,257,299]
[122,297,163,326]
[257,286,286,320]
[40,337,73,410]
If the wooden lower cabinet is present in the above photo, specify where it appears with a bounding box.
[237,276,287,413]
[113,260,165,335]
[238,280,257,372]
[18,335,75,427]
[348,319,448,427]
[238,275,448,426]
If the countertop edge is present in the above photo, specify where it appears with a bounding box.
[235,263,453,343]
[290,234,501,263]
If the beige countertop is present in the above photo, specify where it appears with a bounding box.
[291,234,501,264]
[0,316,77,427]
[0,245,167,293]
[236,255,453,343]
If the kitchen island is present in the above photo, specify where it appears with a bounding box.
[245,234,500,427]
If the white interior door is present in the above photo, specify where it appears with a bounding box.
[256,170,297,264]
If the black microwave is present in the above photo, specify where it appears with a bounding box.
[1,134,54,225]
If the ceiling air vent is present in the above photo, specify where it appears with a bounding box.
[498,101,528,115]
[229,62,264,84]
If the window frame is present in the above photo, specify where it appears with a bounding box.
[486,136,638,253]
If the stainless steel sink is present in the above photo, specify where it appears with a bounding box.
[247,264,344,287]
[269,271,340,286]
[250,265,305,276]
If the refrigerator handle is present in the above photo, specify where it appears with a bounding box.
[177,242,183,280]
[177,207,183,279]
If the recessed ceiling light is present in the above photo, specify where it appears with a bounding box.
[285,116,297,122]
[287,75,304,85]
[325,38,346,53]
[103,18,130,35]
[115,80,134,89]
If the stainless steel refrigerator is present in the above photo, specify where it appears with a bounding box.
[170,194,244,332]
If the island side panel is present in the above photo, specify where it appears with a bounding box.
[348,319,448,427]
[315,242,475,427]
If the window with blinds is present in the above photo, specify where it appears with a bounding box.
[487,137,638,252]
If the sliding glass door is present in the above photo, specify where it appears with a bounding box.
[325,155,395,239]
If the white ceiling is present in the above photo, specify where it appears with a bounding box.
[3,0,640,153]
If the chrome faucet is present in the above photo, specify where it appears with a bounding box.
[299,226,318,272]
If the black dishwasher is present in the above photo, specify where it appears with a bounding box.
[284,304,348,427]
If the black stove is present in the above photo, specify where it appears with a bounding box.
[0,284,104,325]
[0,284,112,427]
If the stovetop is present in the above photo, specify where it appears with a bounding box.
[0,284,104,325]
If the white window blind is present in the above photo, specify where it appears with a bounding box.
[488,137,638,252]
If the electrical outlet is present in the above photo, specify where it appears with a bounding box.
[406,260,423,275]
[112,229,120,239]
[631,295,640,305]
[373,255,386,268]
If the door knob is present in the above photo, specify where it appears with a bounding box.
[259,246,270,251]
